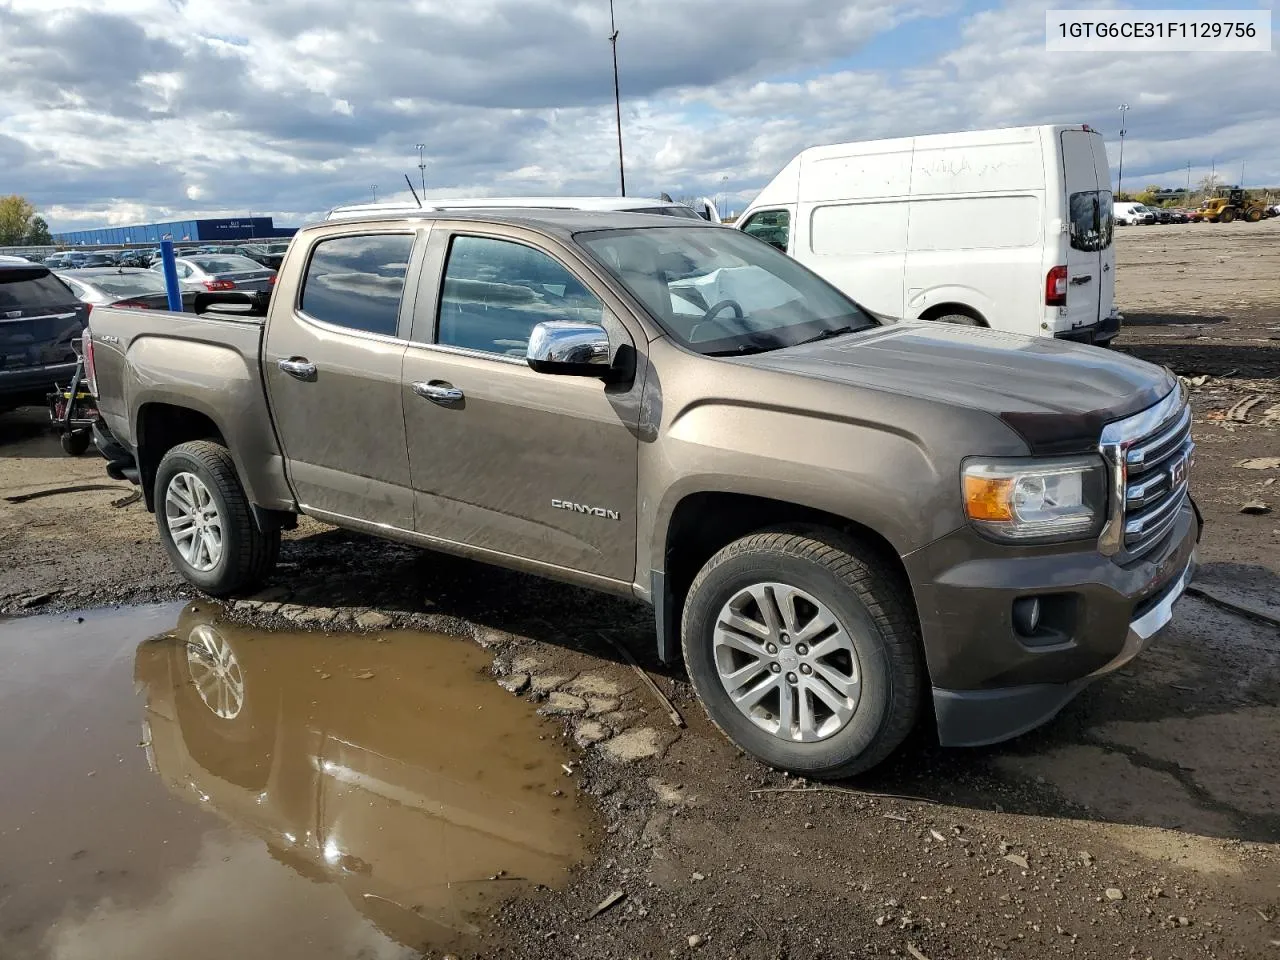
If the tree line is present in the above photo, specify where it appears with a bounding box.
[0,195,52,245]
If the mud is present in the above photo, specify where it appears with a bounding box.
[0,604,594,959]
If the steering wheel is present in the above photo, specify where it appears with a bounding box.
[700,299,744,324]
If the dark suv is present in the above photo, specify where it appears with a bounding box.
[0,263,91,410]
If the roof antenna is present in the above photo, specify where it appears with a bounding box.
[404,173,424,208]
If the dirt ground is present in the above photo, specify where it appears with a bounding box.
[1,220,1279,960]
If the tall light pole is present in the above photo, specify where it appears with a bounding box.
[608,0,626,196]
[416,144,427,197]
[1116,103,1129,197]
[1185,161,1191,200]
[371,184,378,202]
[1240,159,1246,189]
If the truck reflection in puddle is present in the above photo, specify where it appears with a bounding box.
[133,603,593,952]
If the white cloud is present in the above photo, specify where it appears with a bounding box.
[0,0,1276,232]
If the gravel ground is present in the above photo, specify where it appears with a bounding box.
[1,220,1278,959]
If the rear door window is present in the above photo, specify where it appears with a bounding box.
[0,269,77,309]
[299,234,415,337]
[1068,190,1113,252]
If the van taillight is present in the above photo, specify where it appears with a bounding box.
[1045,265,1068,307]
[81,327,98,397]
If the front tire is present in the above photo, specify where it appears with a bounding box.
[154,440,279,596]
[681,529,922,778]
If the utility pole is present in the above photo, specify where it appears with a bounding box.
[1116,104,1129,197]
[609,0,626,196]
[1185,161,1191,199]
[416,144,427,197]
[1240,159,1246,189]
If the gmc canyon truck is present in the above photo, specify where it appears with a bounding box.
[85,209,1199,777]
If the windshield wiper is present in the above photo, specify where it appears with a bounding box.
[795,324,866,346]
[704,343,776,357]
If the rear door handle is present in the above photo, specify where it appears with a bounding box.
[1070,274,1093,285]
[412,380,464,406]
[277,357,317,382]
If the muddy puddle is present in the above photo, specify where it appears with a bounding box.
[0,602,594,959]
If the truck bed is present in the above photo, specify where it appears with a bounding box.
[88,305,296,512]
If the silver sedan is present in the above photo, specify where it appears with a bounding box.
[150,254,276,293]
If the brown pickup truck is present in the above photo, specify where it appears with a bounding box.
[85,209,1199,777]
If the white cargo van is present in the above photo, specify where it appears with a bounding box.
[1113,201,1156,225]
[736,124,1120,344]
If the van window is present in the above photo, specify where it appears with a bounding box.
[300,234,414,337]
[739,210,791,251]
[1069,190,1113,252]
[810,202,908,256]
[906,196,1040,251]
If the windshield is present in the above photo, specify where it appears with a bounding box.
[577,226,874,355]
[190,255,266,274]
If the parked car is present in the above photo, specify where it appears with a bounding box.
[0,262,90,410]
[1114,202,1157,226]
[58,267,194,311]
[86,208,1198,778]
[149,254,276,292]
[233,243,288,270]
[74,252,119,268]
[735,124,1121,345]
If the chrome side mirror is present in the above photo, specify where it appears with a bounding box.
[526,321,611,377]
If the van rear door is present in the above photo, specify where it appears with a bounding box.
[1059,130,1102,335]
[1089,135,1116,327]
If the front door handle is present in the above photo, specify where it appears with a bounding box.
[1070,274,1093,285]
[412,380,464,406]
[278,357,317,382]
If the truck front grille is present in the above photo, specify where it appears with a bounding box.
[1099,386,1193,562]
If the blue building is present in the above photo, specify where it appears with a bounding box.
[53,216,297,246]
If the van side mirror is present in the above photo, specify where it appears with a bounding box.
[526,321,611,377]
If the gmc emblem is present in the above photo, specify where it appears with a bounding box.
[1171,454,1188,488]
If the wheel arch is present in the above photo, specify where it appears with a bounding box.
[136,401,226,511]
[917,302,989,326]
[652,490,917,664]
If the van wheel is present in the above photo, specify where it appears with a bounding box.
[933,313,982,327]
[681,528,922,778]
[154,440,279,596]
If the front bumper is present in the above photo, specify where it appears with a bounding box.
[904,498,1199,747]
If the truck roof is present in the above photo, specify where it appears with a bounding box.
[304,207,713,239]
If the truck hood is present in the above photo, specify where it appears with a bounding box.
[740,323,1177,454]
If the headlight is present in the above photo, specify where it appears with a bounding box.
[962,456,1106,542]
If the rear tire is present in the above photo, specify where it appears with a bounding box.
[681,528,922,779]
[154,440,279,596]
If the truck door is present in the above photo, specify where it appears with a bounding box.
[399,227,642,586]
[1059,130,1103,333]
[262,229,421,529]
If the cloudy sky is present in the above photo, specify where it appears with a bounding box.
[1,0,1276,232]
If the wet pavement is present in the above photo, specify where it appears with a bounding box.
[0,603,594,960]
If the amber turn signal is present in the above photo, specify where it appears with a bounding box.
[963,475,1014,521]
